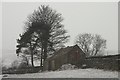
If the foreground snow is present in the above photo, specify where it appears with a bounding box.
[4,68,118,78]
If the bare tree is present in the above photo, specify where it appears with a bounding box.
[75,33,106,57]
[92,34,106,56]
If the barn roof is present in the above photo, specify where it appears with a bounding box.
[45,45,84,61]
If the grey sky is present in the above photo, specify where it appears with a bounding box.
[2,2,118,59]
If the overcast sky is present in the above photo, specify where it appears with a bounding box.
[2,2,118,62]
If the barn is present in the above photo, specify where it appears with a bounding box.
[43,45,86,71]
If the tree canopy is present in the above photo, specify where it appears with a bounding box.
[75,33,106,57]
[16,5,70,67]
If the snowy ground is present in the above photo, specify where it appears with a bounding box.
[2,68,119,78]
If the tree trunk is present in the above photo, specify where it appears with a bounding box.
[42,36,48,62]
[43,42,47,61]
[40,46,43,67]
[91,48,95,56]
[94,49,99,56]
[30,44,34,67]
[31,50,34,67]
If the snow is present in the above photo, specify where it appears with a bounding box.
[3,68,118,78]
[57,64,77,71]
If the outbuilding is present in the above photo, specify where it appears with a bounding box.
[43,45,86,71]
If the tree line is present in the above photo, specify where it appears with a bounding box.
[16,5,106,68]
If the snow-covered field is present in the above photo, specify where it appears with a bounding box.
[3,68,118,78]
